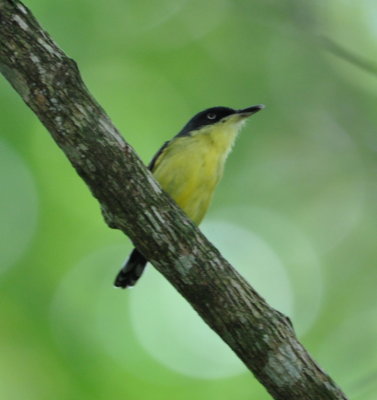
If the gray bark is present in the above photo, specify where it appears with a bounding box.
[0,1,348,399]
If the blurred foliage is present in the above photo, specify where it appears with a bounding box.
[1,0,377,399]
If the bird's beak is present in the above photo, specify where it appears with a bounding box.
[236,104,265,118]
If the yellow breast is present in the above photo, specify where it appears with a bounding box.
[152,123,240,225]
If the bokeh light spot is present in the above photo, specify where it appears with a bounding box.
[209,207,324,335]
[202,220,294,317]
[128,220,293,379]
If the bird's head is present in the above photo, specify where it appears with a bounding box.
[177,105,265,138]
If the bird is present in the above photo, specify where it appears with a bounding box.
[114,104,264,288]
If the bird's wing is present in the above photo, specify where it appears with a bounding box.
[148,140,170,172]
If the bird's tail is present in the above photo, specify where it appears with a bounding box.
[114,249,147,288]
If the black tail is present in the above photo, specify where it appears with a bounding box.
[114,249,147,288]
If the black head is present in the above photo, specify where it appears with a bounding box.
[176,105,264,137]
[176,107,236,137]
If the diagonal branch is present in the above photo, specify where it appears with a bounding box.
[0,1,348,399]
[320,35,377,78]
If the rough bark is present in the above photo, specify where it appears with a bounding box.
[0,1,348,399]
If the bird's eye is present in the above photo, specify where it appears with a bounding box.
[207,113,217,120]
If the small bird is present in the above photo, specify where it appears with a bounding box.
[114,104,264,288]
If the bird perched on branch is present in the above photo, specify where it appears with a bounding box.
[114,104,264,288]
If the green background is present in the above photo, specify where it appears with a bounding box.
[1,1,377,399]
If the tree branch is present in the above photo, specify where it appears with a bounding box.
[320,35,377,78]
[0,1,348,399]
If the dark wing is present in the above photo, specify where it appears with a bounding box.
[148,140,170,172]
